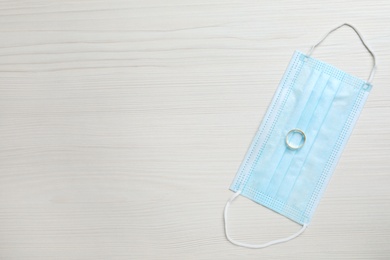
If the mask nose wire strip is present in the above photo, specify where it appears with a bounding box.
[307,23,376,84]
[224,191,308,249]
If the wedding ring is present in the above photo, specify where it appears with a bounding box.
[285,129,306,150]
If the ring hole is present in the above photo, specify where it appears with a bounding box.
[286,129,306,150]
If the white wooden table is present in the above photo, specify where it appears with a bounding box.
[0,1,389,259]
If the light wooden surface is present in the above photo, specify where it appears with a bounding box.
[0,1,389,259]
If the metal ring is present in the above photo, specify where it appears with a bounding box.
[285,129,306,150]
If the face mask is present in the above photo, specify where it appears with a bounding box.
[224,23,376,248]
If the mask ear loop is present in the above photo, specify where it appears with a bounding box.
[224,191,308,249]
[307,23,376,84]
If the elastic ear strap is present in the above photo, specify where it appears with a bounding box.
[307,23,376,84]
[224,191,308,249]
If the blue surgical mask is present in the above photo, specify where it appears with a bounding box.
[224,23,376,248]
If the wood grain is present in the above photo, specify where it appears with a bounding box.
[0,0,389,259]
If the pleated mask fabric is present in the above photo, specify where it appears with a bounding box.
[224,23,376,249]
